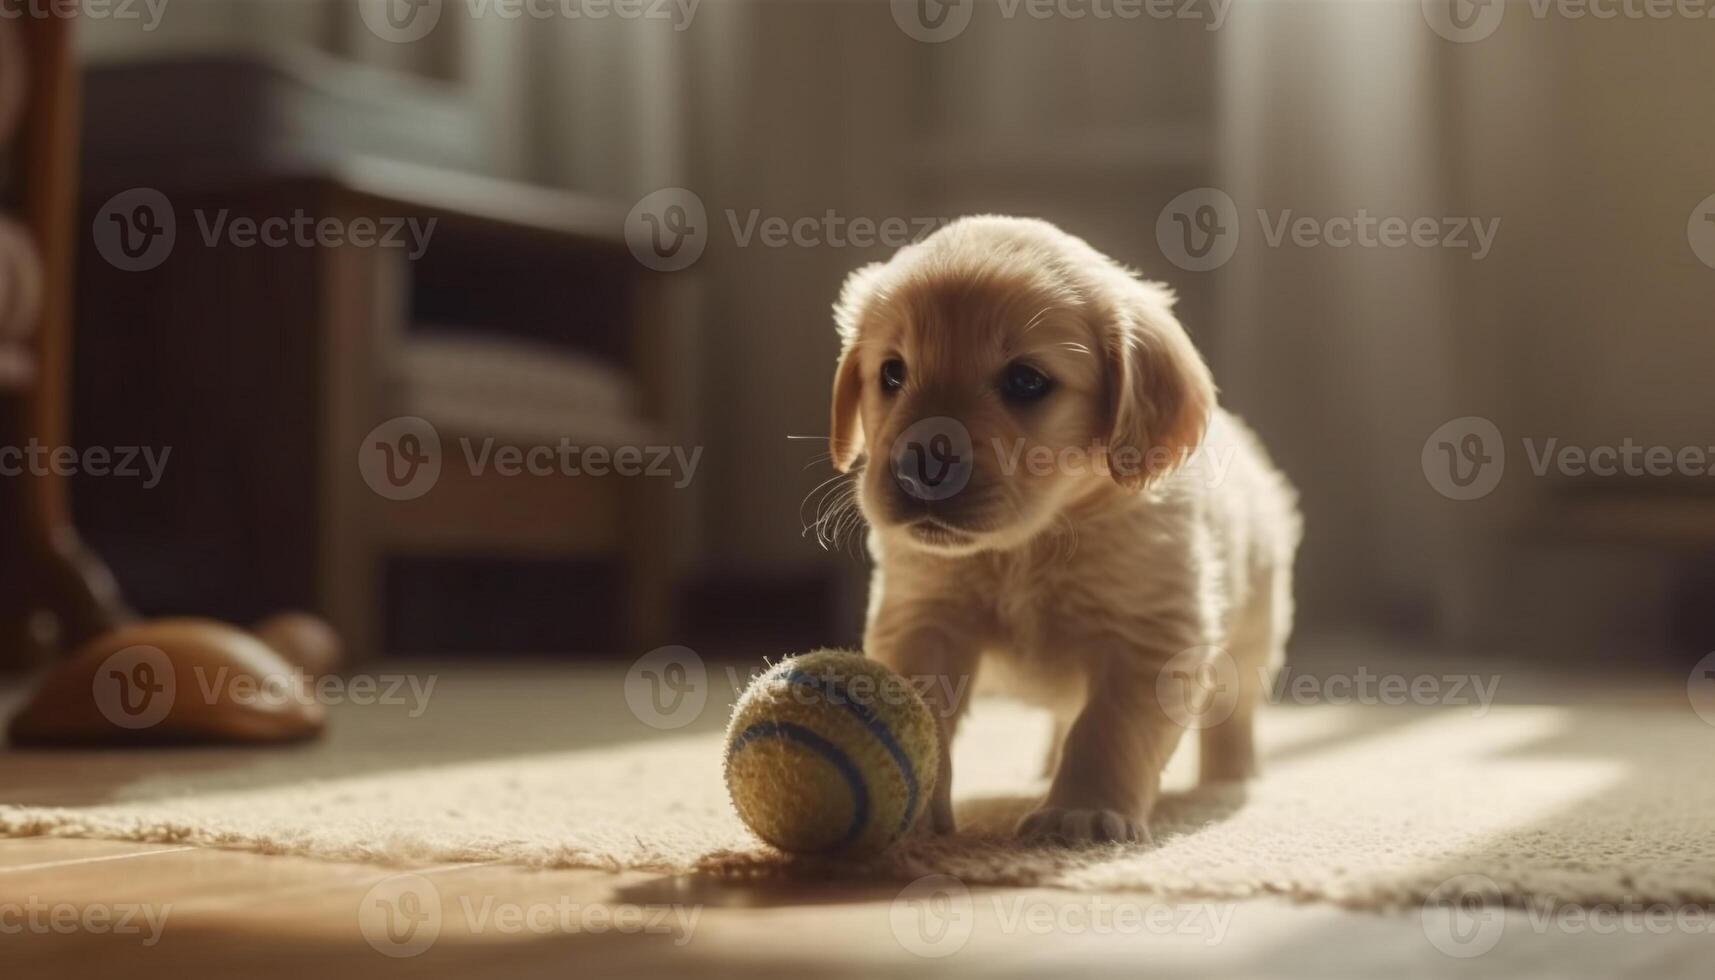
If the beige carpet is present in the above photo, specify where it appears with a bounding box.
[2,681,1712,909]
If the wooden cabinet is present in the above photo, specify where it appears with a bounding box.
[73,162,676,658]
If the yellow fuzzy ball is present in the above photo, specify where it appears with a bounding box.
[724,649,939,856]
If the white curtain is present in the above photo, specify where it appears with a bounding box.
[1218,1,1470,637]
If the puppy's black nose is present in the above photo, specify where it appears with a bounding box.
[889,416,973,504]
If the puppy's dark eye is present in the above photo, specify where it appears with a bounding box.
[1000,363,1052,403]
[880,358,907,392]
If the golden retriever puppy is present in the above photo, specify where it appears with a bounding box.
[827,216,1300,844]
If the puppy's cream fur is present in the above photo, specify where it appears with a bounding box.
[828,216,1300,844]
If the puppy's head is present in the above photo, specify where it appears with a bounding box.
[829,216,1214,556]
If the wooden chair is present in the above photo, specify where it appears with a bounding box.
[0,21,331,751]
[0,13,133,670]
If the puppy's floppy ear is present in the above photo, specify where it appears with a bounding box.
[829,262,887,472]
[829,348,866,472]
[1102,284,1216,490]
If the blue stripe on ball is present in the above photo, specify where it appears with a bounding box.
[727,720,871,851]
[782,669,920,836]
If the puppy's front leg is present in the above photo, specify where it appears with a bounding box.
[868,624,979,836]
[1018,659,1188,846]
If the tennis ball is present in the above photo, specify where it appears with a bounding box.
[724,649,938,856]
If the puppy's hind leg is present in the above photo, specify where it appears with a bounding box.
[1199,569,1290,786]
[1197,686,1259,786]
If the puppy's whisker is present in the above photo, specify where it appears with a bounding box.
[832,506,858,555]
[801,471,852,507]
[800,472,861,549]
[815,494,856,551]
[822,483,869,555]
[822,489,865,556]
[834,467,872,556]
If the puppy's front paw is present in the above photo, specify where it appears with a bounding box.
[1016,806,1151,846]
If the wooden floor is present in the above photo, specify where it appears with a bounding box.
[0,660,1703,979]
